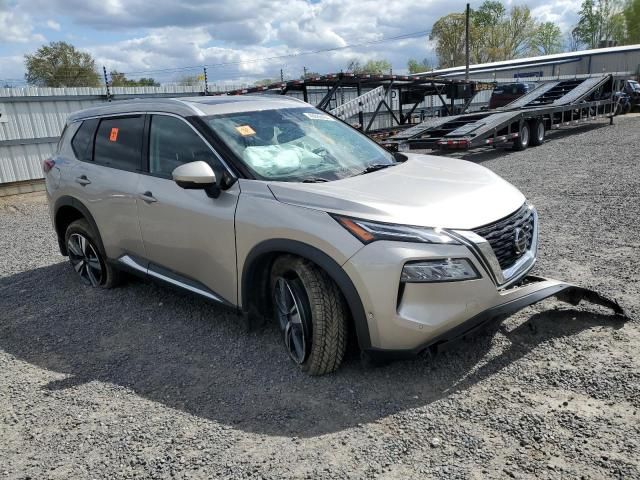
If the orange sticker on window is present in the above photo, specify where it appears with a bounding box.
[109,127,119,142]
[235,125,256,136]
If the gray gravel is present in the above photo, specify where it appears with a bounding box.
[1,114,639,479]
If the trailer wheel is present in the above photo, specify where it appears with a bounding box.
[513,122,530,151]
[529,119,545,147]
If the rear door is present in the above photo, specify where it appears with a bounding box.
[70,115,146,260]
[136,113,240,306]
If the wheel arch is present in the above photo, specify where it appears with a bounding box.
[53,196,105,256]
[241,239,371,350]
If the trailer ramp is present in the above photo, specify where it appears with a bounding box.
[329,86,385,120]
[552,75,611,105]
[388,115,465,141]
[500,82,560,109]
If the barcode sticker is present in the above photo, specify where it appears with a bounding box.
[235,125,256,136]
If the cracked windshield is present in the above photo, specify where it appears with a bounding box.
[207,107,395,181]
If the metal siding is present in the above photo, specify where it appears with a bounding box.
[0,85,205,184]
[0,142,55,183]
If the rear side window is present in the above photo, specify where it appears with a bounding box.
[71,119,98,161]
[94,116,144,171]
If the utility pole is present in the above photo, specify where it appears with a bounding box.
[280,68,284,82]
[465,3,470,81]
[303,66,307,79]
[102,66,111,102]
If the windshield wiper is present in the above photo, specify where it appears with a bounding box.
[301,177,330,183]
[356,162,397,176]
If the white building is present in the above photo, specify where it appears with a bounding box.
[418,44,640,81]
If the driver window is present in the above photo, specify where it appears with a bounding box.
[149,115,216,176]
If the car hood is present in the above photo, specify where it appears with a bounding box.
[267,153,526,230]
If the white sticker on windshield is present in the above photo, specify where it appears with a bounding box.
[303,112,335,121]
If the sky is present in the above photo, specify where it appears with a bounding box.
[0,0,581,86]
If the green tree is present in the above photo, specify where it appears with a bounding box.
[624,0,640,43]
[177,74,205,86]
[300,71,321,79]
[253,78,280,86]
[532,22,563,55]
[430,12,467,68]
[110,71,159,87]
[407,58,433,74]
[573,0,626,48]
[346,59,392,74]
[430,2,539,67]
[24,41,100,87]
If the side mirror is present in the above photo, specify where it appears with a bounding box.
[172,161,220,198]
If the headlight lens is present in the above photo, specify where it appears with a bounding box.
[401,258,480,282]
[333,216,459,245]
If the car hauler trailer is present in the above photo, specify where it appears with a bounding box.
[223,72,493,133]
[380,74,620,152]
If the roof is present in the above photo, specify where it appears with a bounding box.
[415,44,640,77]
[67,94,307,122]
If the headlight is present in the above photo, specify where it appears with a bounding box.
[401,258,480,282]
[333,215,459,245]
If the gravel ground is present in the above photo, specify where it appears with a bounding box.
[1,114,639,479]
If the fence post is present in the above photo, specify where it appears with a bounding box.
[203,67,209,96]
[103,66,111,102]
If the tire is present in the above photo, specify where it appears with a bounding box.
[64,219,121,288]
[512,121,530,151]
[623,102,632,115]
[529,119,545,147]
[270,255,348,375]
[615,102,623,116]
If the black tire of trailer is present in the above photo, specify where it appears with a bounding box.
[512,121,530,151]
[623,102,632,115]
[529,118,545,147]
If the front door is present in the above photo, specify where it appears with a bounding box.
[136,114,240,306]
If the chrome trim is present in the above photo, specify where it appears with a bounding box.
[117,255,224,303]
[119,254,147,273]
[450,205,539,289]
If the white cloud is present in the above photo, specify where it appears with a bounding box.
[2,0,586,84]
[46,19,61,31]
[0,3,44,43]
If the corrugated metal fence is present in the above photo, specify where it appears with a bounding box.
[0,85,206,185]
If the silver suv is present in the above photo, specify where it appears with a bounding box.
[44,95,569,375]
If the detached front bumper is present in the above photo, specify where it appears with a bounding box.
[342,240,626,356]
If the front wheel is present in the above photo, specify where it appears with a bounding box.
[270,255,348,375]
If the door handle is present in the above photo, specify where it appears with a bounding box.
[139,191,157,203]
[75,175,91,186]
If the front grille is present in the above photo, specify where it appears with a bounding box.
[472,204,535,270]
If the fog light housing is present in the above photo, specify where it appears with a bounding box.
[401,258,480,283]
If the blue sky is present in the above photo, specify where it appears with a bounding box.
[0,0,580,86]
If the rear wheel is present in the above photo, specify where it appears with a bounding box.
[270,255,348,375]
[512,122,530,151]
[529,119,545,146]
[65,219,121,288]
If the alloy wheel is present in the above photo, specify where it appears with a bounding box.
[273,276,311,364]
[67,233,103,287]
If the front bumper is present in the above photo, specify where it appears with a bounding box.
[342,240,625,353]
